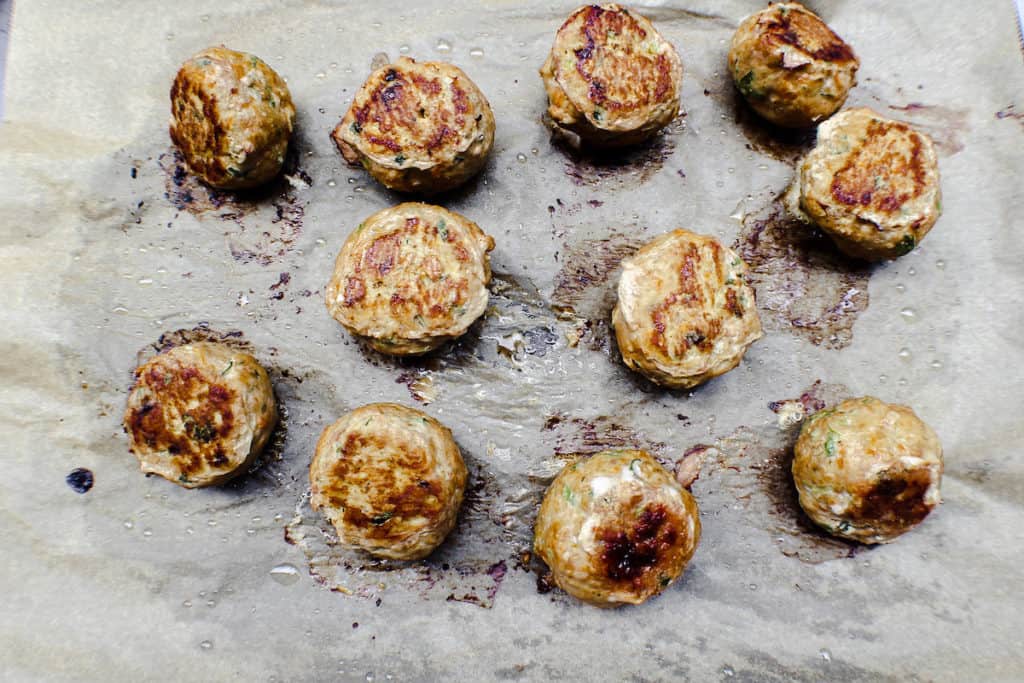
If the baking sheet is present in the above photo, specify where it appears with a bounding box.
[2,1,1024,680]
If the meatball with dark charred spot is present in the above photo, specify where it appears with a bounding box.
[533,449,701,607]
[311,403,467,561]
[124,342,278,488]
[170,47,295,189]
[729,3,858,128]
[793,397,943,544]
[332,57,495,195]
[540,4,683,148]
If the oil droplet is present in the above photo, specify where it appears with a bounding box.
[908,267,917,276]
[469,47,484,58]
[897,377,908,386]
[722,666,736,677]
[142,528,153,537]
[138,278,153,285]
[435,39,452,53]
[315,72,326,80]
[900,307,917,321]
[206,599,216,607]
[516,153,527,163]
[819,649,832,662]
[878,374,887,383]
[200,14,210,22]
[895,283,906,293]
[930,359,943,369]
[200,640,213,651]
[897,347,911,360]
[748,583,757,591]
[270,563,301,585]
[123,520,134,529]
[936,259,946,269]
[207,519,217,527]
[182,600,192,608]
[398,44,410,54]
[327,179,337,187]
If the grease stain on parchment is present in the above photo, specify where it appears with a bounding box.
[551,231,644,352]
[694,380,860,564]
[555,115,685,188]
[887,102,968,157]
[735,198,871,350]
[131,326,295,491]
[158,148,311,265]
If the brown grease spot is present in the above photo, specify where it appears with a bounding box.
[557,116,684,187]
[851,469,933,530]
[734,198,870,349]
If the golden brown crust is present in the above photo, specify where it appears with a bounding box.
[310,403,467,560]
[729,3,858,128]
[793,397,943,544]
[541,4,683,147]
[325,203,494,356]
[533,449,700,607]
[793,108,942,260]
[332,57,495,194]
[123,342,277,488]
[612,229,763,389]
[169,47,295,189]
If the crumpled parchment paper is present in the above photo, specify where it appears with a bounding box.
[2,1,1023,680]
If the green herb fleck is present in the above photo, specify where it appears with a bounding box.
[350,121,362,134]
[824,430,840,458]
[196,58,212,68]
[629,459,643,478]
[562,484,576,505]
[808,408,836,423]
[364,417,373,426]
[895,234,916,256]
[370,512,393,526]
[592,107,604,122]
[935,196,942,213]
[737,71,763,99]
[183,415,217,443]
[414,314,426,326]
[220,360,234,376]
[178,474,190,483]
[453,305,466,317]
[437,219,448,240]
[394,154,406,165]
[659,575,671,587]
[836,520,852,533]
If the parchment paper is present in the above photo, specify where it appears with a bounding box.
[3,1,1023,681]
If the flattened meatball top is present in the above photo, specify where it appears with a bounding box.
[332,57,494,193]
[311,403,467,560]
[124,342,277,488]
[613,229,763,389]
[729,2,858,128]
[793,107,942,260]
[325,203,494,356]
[542,4,682,145]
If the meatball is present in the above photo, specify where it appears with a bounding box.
[123,342,278,488]
[169,47,295,189]
[787,107,942,261]
[612,229,763,389]
[540,4,683,148]
[729,2,858,128]
[793,397,943,544]
[325,203,494,356]
[310,403,467,561]
[534,449,701,607]
[332,57,495,195]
